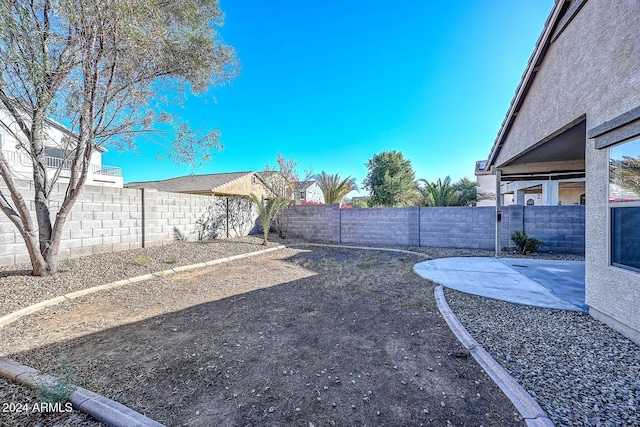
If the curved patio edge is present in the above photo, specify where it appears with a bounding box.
[434,285,554,426]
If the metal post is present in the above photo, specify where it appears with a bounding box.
[141,188,146,248]
[226,197,230,238]
[494,168,502,258]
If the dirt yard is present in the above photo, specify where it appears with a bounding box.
[2,246,523,426]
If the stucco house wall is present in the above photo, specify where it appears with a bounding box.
[215,173,271,198]
[492,0,640,342]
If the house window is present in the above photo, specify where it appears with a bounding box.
[609,137,640,272]
[251,175,256,185]
[300,191,305,200]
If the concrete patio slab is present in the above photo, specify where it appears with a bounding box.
[414,257,586,312]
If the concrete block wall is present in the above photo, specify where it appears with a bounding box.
[0,179,42,265]
[284,203,340,243]
[0,182,256,267]
[341,207,419,246]
[282,204,585,254]
[420,207,495,249]
[522,206,585,254]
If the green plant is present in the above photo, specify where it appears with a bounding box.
[35,377,77,404]
[35,363,77,404]
[510,230,543,254]
[133,255,150,266]
[315,171,358,204]
[167,254,178,264]
[363,150,417,207]
[249,194,291,245]
[63,259,78,270]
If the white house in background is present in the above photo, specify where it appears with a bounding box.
[295,181,324,204]
[0,107,123,188]
[475,160,585,206]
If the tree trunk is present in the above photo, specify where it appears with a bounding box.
[31,108,58,275]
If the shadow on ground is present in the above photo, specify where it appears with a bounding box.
[6,248,523,426]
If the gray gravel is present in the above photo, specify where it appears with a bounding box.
[445,288,640,427]
[0,235,295,318]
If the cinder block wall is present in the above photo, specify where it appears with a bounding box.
[284,203,340,243]
[522,206,585,254]
[341,207,419,246]
[283,204,585,253]
[0,182,256,267]
[420,207,495,249]
[0,183,586,267]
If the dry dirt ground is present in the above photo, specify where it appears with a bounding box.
[1,246,523,426]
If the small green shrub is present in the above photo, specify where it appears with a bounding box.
[510,230,543,254]
[35,377,76,404]
[133,255,150,266]
[35,363,77,404]
[167,254,178,264]
[63,259,78,270]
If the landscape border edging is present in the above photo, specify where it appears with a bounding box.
[434,285,554,426]
[0,244,286,427]
[0,242,554,426]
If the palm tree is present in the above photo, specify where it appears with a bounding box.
[315,172,358,205]
[416,177,456,206]
[249,194,291,245]
[416,176,481,206]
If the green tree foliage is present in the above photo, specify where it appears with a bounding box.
[0,0,238,275]
[249,194,290,246]
[315,171,358,205]
[416,176,484,206]
[344,197,369,208]
[362,150,416,207]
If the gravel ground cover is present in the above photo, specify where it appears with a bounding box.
[0,235,294,318]
[445,289,640,426]
[1,244,524,426]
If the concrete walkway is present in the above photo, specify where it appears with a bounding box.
[414,257,586,312]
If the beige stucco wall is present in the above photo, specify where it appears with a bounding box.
[494,0,640,341]
[216,174,271,198]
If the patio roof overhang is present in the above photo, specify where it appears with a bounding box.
[497,119,586,180]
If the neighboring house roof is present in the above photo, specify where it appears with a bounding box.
[125,171,258,194]
[486,0,578,168]
[295,180,317,191]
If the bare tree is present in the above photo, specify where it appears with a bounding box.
[259,153,313,238]
[0,0,238,275]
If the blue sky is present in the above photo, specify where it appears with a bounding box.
[105,0,553,196]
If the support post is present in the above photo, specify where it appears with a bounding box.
[141,188,146,248]
[494,168,502,258]
[226,197,230,238]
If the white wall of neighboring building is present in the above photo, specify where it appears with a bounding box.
[306,182,324,203]
[0,108,122,187]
